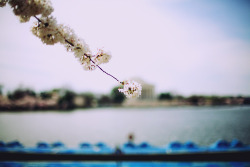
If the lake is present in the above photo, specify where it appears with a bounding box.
[0,106,250,148]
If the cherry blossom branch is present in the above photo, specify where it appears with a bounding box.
[1,0,142,98]
[33,15,120,82]
[65,41,121,83]
[1,1,142,98]
[32,15,141,98]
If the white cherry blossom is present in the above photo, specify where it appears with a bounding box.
[8,0,53,22]
[31,16,64,45]
[94,49,112,65]
[119,80,142,98]
[0,0,8,7]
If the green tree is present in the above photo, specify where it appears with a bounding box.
[187,95,205,105]
[81,93,95,108]
[98,95,112,107]
[111,86,125,104]
[8,88,36,100]
[58,90,76,110]
[40,91,52,100]
[0,85,3,95]
[158,92,173,100]
[208,96,226,105]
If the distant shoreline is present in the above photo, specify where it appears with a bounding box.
[1,92,250,112]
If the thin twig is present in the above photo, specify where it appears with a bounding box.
[34,15,41,22]
[90,59,120,83]
[97,64,120,83]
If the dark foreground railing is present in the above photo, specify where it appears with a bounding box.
[1,151,250,162]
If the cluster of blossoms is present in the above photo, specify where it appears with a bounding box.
[0,0,7,7]
[119,81,142,98]
[5,0,53,22]
[1,0,142,98]
[30,16,110,71]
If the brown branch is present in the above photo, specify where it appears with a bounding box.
[33,15,121,84]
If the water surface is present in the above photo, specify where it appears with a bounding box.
[0,106,249,147]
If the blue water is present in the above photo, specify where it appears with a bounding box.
[0,106,250,147]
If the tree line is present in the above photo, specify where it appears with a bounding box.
[0,86,125,111]
[158,92,250,106]
[0,86,249,111]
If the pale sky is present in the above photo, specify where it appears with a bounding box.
[0,0,250,96]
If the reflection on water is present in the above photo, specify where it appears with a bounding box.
[0,106,249,147]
